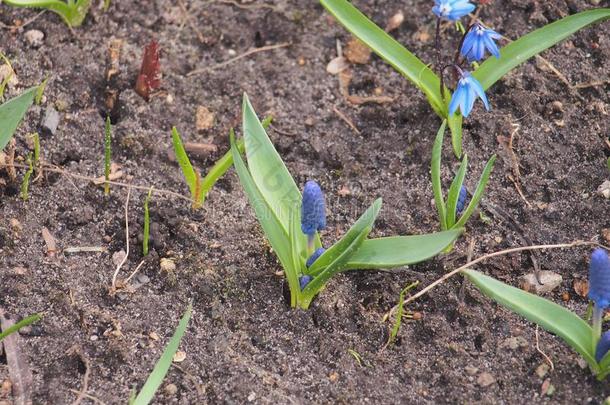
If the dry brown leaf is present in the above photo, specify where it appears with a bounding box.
[344,37,371,64]
[573,279,589,298]
[41,227,58,256]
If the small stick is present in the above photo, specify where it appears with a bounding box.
[187,42,291,76]
[332,106,361,134]
[111,187,131,289]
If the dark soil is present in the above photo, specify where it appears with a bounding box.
[1,0,610,403]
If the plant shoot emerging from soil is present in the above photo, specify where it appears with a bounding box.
[135,40,161,102]
[230,93,463,309]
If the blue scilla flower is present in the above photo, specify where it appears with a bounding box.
[432,0,476,21]
[456,186,468,216]
[461,22,502,62]
[595,330,610,362]
[306,248,326,268]
[299,275,312,290]
[301,180,326,237]
[449,70,490,118]
[589,248,610,309]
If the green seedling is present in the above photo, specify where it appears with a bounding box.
[36,76,49,105]
[130,304,192,405]
[0,313,41,341]
[386,281,420,347]
[3,0,92,27]
[104,116,111,195]
[0,53,15,101]
[143,187,153,256]
[20,133,40,200]
[231,93,463,309]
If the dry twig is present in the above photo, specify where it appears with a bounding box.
[332,106,360,134]
[535,325,555,371]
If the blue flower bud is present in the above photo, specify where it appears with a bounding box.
[432,0,476,21]
[456,186,468,216]
[595,330,610,363]
[299,275,312,290]
[589,248,610,309]
[301,181,326,237]
[449,70,490,118]
[460,22,502,62]
[306,248,326,268]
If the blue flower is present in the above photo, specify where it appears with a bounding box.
[589,248,610,309]
[299,275,312,290]
[306,248,326,268]
[432,0,475,21]
[595,330,610,362]
[456,186,468,216]
[461,22,502,62]
[449,70,490,118]
[301,180,326,237]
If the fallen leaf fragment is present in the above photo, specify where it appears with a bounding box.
[173,350,186,363]
[344,37,371,64]
[41,227,58,256]
[326,56,349,75]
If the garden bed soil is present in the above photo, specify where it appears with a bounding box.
[1,0,609,403]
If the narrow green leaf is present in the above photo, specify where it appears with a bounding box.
[320,0,444,116]
[143,187,153,256]
[132,304,192,405]
[387,281,420,347]
[300,226,372,308]
[0,86,37,151]
[343,229,462,269]
[431,121,447,230]
[0,313,41,341]
[198,138,245,204]
[242,94,309,254]
[308,198,382,276]
[463,269,597,369]
[288,208,304,307]
[474,9,610,90]
[445,155,468,229]
[171,127,198,199]
[601,350,610,371]
[447,113,463,158]
[36,76,49,105]
[454,155,496,229]
[230,130,292,270]
[20,153,34,200]
[104,116,112,196]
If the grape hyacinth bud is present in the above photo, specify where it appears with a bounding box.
[595,330,610,363]
[589,248,610,309]
[306,248,326,268]
[432,0,476,21]
[456,186,468,216]
[449,69,490,118]
[299,275,312,291]
[460,22,502,62]
[301,181,326,246]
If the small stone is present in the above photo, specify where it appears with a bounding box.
[337,186,351,197]
[501,336,528,350]
[247,392,256,402]
[328,372,339,382]
[304,117,314,127]
[477,372,496,387]
[597,180,610,199]
[602,229,610,245]
[112,250,126,266]
[561,292,570,302]
[535,363,550,378]
[24,29,44,47]
[297,57,306,66]
[55,99,69,112]
[90,335,99,341]
[149,332,160,341]
[520,271,562,294]
[160,258,176,272]
[9,218,22,232]
[196,106,215,131]
[577,358,588,369]
[385,11,404,32]
[164,383,178,395]
[13,266,27,275]
[465,365,478,376]
[326,56,349,75]
[172,350,186,362]
[41,107,60,136]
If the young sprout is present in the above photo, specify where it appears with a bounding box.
[135,40,161,101]
[104,116,112,195]
[142,187,153,256]
[231,93,463,309]
[2,0,92,28]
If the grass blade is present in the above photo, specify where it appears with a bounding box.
[474,9,610,90]
[343,229,462,269]
[431,121,447,230]
[288,208,304,307]
[171,127,198,201]
[463,269,597,370]
[0,313,41,341]
[104,116,112,195]
[143,187,153,256]
[454,155,496,229]
[132,304,192,405]
[445,155,468,229]
[386,281,419,347]
[0,86,38,151]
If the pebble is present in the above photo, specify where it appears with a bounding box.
[465,365,478,376]
[41,107,60,136]
[24,29,44,47]
[164,383,178,395]
[9,218,22,232]
[160,258,176,272]
[13,266,27,275]
[90,335,99,341]
[196,106,215,131]
[535,363,550,378]
[172,350,186,363]
[112,250,126,266]
[501,336,528,350]
[520,271,562,294]
[597,180,610,199]
[247,392,256,402]
[477,372,496,387]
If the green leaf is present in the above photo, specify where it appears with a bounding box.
[242,94,309,254]
[0,313,41,341]
[0,86,37,151]
[171,127,198,200]
[463,269,597,369]
[343,229,462,269]
[308,198,382,276]
[2,0,91,27]
[447,113,463,158]
[454,155,496,229]
[230,130,292,271]
[132,304,192,405]
[320,0,443,115]
[199,138,245,203]
[445,155,468,229]
[431,121,447,230]
[474,9,610,90]
[143,187,153,256]
[288,208,304,307]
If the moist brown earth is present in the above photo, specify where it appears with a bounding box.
[1,0,609,403]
